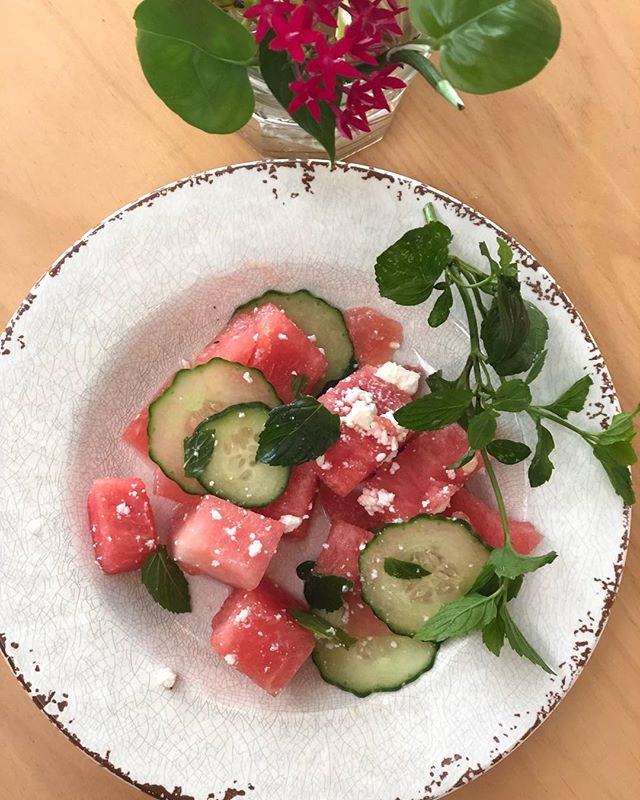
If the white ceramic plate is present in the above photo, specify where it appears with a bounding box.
[0,161,629,800]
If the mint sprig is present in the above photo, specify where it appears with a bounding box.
[375,203,639,672]
[384,557,431,580]
[141,546,191,614]
[289,609,356,648]
[296,561,353,612]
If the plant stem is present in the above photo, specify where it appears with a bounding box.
[481,450,513,549]
[387,48,464,110]
[530,407,596,442]
[450,264,484,390]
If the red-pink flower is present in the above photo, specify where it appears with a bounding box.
[289,75,333,120]
[306,36,362,93]
[244,0,297,43]
[269,6,321,63]
[303,0,341,28]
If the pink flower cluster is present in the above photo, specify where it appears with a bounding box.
[245,0,406,138]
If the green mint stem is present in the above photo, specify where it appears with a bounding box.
[388,48,464,110]
[481,450,514,550]
[424,202,438,223]
[450,264,484,390]
[530,407,595,442]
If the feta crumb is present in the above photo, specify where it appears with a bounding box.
[211,508,222,521]
[224,526,237,537]
[224,653,237,666]
[211,559,220,567]
[235,608,250,623]
[27,518,43,535]
[242,371,253,384]
[179,358,190,369]
[371,569,378,579]
[445,468,456,480]
[115,502,131,517]
[389,341,401,350]
[248,540,263,557]
[238,411,246,419]
[358,487,395,515]
[307,334,317,342]
[315,454,332,471]
[375,362,420,394]
[318,347,325,355]
[279,514,303,533]
[389,461,400,475]
[269,643,280,652]
[153,666,177,689]
[277,333,288,340]
[375,452,386,462]
[252,332,259,342]
[144,539,155,549]
[343,397,378,433]
[390,640,398,649]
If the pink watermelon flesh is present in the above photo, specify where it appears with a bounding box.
[315,520,389,637]
[87,478,157,574]
[256,462,318,538]
[195,303,328,402]
[210,579,315,696]
[344,306,403,367]
[169,496,286,590]
[358,425,481,524]
[313,366,415,497]
[318,482,376,531]
[315,520,373,591]
[152,467,200,505]
[447,489,543,554]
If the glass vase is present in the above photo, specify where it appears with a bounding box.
[239,65,416,160]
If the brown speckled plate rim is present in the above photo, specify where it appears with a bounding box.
[0,159,632,800]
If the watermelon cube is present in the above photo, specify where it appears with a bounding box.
[211,579,315,695]
[122,410,150,457]
[169,496,286,590]
[358,425,481,524]
[312,365,417,497]
[315,521,389,637]
[318,482,376,531]
[344,306,403,367]
[256,462,318,538]
[447,488,543,554]
[195,304,328,402]
[87,478,158,574]
[152,467,200,506]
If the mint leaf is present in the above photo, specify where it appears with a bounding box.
[497,238,516,273]
[592,444,635,505]
[447,448,476,470]
[288,609,356,648]
[528,422,555,487]
[141,546,191,614]
[544,375,593,419]
[493,302,549,376]
[296,561,353,612]
[492,379,532,412]
[468,561,498,594]
[488,547,557,580]
[384,557,431,580]
[526,349,547,384]
[592,441,637,467]
[481,275,530,367]
[256,396,340,466]
[375,221,453,306]
[394,387,473,431]
[467,411,497,450]
[500,605,556,674]
[290,373,309,399]
[486,439,531,464]
[596,405,640,446]
[506,575,524,601]
[426,370,458,393]
[414,593,498,642]
[482,613,506,656]
[184,426,216,478]
[428,284,453,327]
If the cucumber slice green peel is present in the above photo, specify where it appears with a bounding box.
[189,402,290,508]
[359,515,490,637]
[234,289,355,386]
[148,357,281,495]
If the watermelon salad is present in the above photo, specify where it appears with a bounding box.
[87,289,545,698]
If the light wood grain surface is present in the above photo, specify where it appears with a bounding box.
[1,1,639,798]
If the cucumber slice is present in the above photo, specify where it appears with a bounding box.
[235,289,355,385]
[313,631,437,697]
[148,358,280,494]
[193,403,290,507]
[360,515,490,636]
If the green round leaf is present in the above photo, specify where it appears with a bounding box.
[134,0,256,134]
[467,411,497,450]
[410,0,561,94]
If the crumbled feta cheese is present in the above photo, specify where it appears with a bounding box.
[390,640,398,649]
[318,347,325,355]
[343,387,375,407]
[315,455,332,471]
[235,608,250,623]
[358,487,395,515]
[144,539,155,549]
[279,514,303,533]
[307,334,317,342]
[269,643,280,652]
[375,362,420,394]
[375,452,386,462]
[389,341,401,350]
[252,332,259,342]
[278,333,288,340]
[242,371,253,384]
[115,502,131,517]
[445,468,456,480]
[153,666,177,689]
[389,461,400,475]
[370,569,378,579]
[343,398,378,432]
[211,559,220,567]
[211,508,222,521]
[224,653,237,666]
[248,540,263,557]
[224,526,237,537]
[179,358,190,369]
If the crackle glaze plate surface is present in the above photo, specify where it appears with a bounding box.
[0,161,629,800]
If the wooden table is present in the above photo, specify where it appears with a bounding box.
[1,1,638,798]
